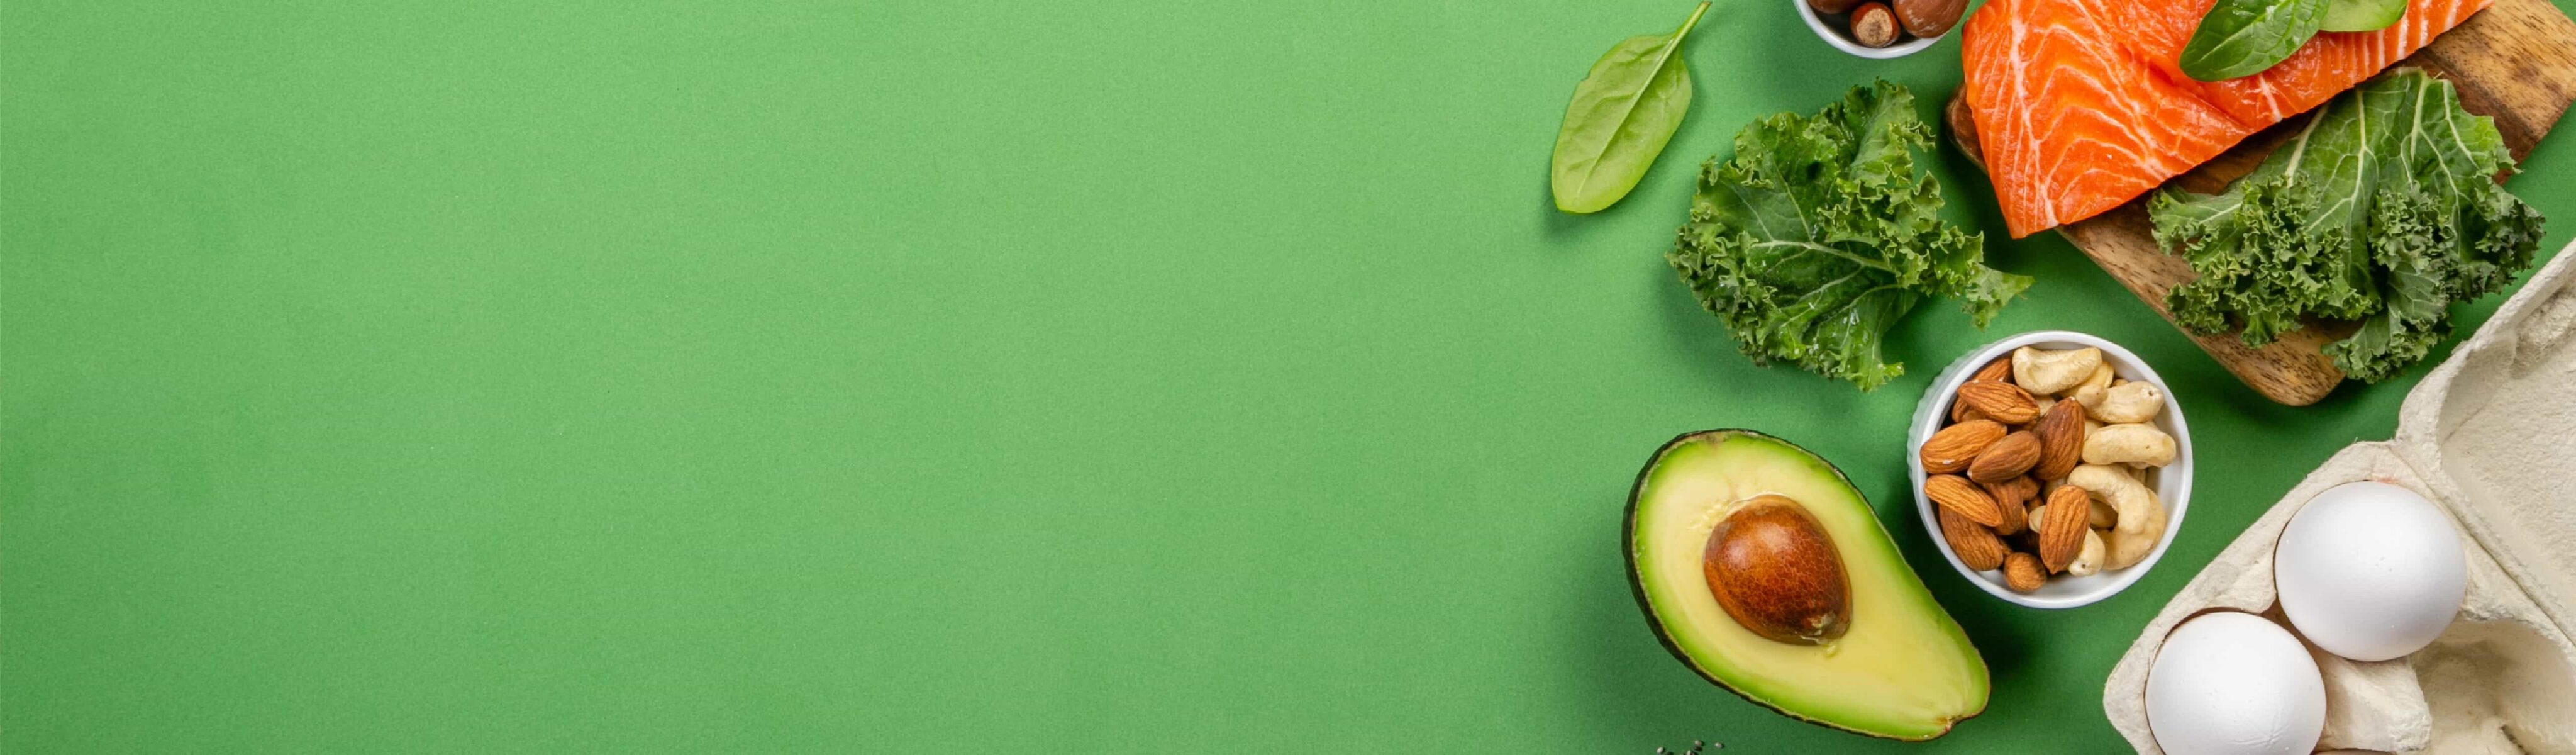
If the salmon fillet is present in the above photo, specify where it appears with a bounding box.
[1961,0,2490,238]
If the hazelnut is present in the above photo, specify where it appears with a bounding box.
[1892,0,1967,38]
[1849,3,1901,48]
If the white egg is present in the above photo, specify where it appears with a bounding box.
[2273,481,2466,661]
[2145,612,2326,755]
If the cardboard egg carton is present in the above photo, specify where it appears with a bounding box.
[2103,238,2576,754]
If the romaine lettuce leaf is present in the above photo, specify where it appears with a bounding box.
[2150,68,2544,383]
[1669,81,2029,391]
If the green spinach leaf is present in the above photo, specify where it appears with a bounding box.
[1550,1,1711,214]
[2150,69,2545,382]
[1669,81,2029,390]
[2180,0,2329,81]
[2321,0,2405,32]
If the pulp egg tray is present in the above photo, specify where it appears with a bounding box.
[2103,237,2576,754]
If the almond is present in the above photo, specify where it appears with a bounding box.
[1957,380,2040,424]
[2031,398,2086,481]
[1966,431,2041,483]
[2003,552,2046,593]
[1970,355,2012,383]
[2039,484,2090,573]
[1924,474,2004,527]
[1982,475,2038,506]
[1989,491,2029,536]
[1982,476,2035,537]
[2006,527,2040,555]
[1937,507,2006,571]
[1919,419,2006,474]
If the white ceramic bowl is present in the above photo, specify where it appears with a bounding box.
[1793,0,1946,59]
[1907,331,2194,608]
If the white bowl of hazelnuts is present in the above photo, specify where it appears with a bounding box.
[1794,0,1966,58]
[1906,331,2194,610]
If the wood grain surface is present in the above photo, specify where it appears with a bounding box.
[1946,0,2576,405]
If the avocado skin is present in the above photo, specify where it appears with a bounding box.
[1619,429,1987,741]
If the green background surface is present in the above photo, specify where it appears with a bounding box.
[7,1,2573,751]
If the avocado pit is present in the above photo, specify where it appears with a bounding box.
[1702,494,1853,645]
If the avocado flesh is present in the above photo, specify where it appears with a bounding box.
[2321,0,2404,31]
[1626,430,1989,741]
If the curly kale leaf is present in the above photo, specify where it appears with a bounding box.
[1668,81,2029,391]
[2151,68,2545,383]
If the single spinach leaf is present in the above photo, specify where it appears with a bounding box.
[2149,69,2545,382]
[2179,0,2329,81]
[1669,81,2029,390]
[1550,1,1711,214]
[2321,0,2405,32]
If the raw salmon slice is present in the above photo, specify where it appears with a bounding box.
[1961,0,2489,238]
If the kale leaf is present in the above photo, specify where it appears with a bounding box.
[2151,68,2545,383]
[1669,81,2028,391]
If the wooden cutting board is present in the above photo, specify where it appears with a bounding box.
[1945,0,2576,405]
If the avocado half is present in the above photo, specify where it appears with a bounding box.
[1624,430,1989,741]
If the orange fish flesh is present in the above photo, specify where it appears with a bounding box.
[1960,0,2490,238]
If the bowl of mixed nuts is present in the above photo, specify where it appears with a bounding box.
[1794,0,1964,59]
[1906,331,2192,609]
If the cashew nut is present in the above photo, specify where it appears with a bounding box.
[2068,463,2158,535]
[2077,363,2114,394]
[2082,423,2176,467]
[2075,381,2165,424]
[2025,503,2048,534]
[2013,346,2104,395]
[2102,496,2167,571]
[2066,529,2107,576]
[2088,498,2117,528]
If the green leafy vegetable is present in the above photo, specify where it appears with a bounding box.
[2321,0,2405,32]
[2150,69,2545,382]
[1550,1,1711,214]
[1669,81,2029,390]
[2180,0,2329,81]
